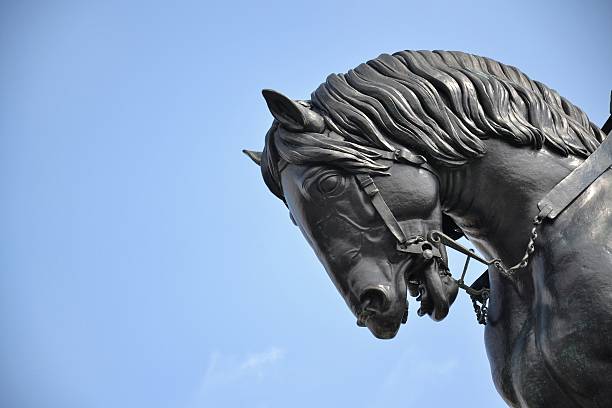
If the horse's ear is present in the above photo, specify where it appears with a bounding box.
[262,89,325,132]
[242,149,262,166]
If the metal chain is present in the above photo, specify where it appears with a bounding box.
[468,215,543,325]
[493,215,543,280]
[430,214,543,283]
[471,291,489,325]
[434,214,544,325]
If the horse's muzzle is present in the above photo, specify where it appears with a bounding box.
[356,286,408,339]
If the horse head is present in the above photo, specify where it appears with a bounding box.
[245,50,612,405]
[246,89,458,339]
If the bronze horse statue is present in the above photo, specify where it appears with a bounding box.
[244,50,612,407]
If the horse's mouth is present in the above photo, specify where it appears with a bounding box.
[406,257,458,322]
[354,253,458,339]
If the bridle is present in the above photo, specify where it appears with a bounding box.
[354,149,442,259]
[355,126,612,325]
[260,92,612,327]
[353,147,497,324]
[276,124,611,325]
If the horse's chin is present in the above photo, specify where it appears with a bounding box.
[407,258,459,322]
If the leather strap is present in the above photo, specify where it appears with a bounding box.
[538,132,612,220]
[357,120,612,297]
[355,174,408,244]
[367,147,439,181]
[355,146,439,245]
[371,148,427,166]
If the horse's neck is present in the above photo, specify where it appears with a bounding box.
[439,139,583,279]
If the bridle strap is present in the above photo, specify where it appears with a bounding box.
[355,173,409,244]
[353,129,612,325]
[354,147,493,323]
[368,147,439,181]
[354,147,439,246]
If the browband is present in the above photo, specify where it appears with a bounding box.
[367,147,439,181]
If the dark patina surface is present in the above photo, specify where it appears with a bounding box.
[245,50,612,407]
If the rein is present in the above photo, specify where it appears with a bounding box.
[357,129,612,325]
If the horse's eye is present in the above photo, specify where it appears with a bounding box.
[318,173,342,195]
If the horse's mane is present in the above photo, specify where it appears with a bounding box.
[261,50,606,201]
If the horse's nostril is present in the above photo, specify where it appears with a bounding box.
[360,288,389,313]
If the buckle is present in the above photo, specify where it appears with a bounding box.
[396,241,442,259]
[393,149,426,165]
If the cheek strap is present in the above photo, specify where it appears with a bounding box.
[355,173,409,245]
[355,173,444,262]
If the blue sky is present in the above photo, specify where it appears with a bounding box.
[1,1,610,407]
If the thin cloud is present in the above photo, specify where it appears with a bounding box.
[187,347,287,408]
[240,347,286,372]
